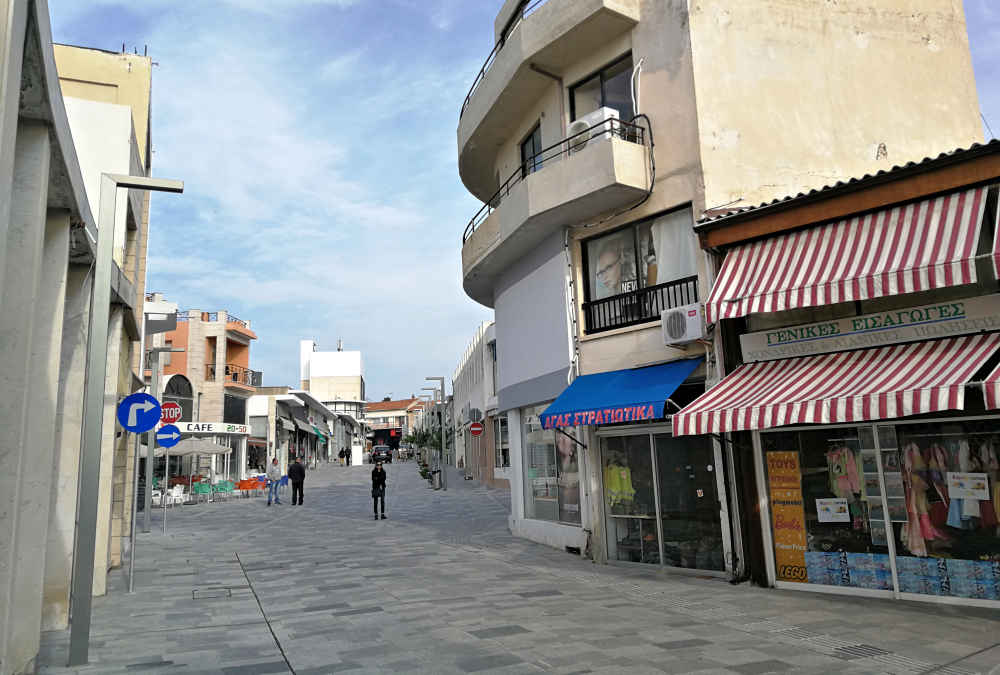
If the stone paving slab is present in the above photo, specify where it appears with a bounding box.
[36,462,1000,674]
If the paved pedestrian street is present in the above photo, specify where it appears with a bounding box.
[37,465,999,675]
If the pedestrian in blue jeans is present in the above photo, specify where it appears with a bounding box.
[266,457,282,505]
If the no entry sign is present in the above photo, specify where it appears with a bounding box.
[160,401,182,424]
[469,422,484,437]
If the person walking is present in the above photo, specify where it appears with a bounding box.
[372,461,387,520]
[266,457,282,506]
[288,456,306,505]
[338,448,345,466]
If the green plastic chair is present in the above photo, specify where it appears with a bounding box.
[193,482,212,503]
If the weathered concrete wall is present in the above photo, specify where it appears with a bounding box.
[0,120,51,675]
[43,263,93,631]
[92,307,124,596]
[688,0,983,210]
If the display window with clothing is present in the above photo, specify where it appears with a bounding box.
[521,404,581,525]
[600,427,727,571]
[755,418,1000,604]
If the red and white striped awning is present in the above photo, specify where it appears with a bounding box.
[672,334,1000,436]
[704,187,989,324]
[983,361,1000,410]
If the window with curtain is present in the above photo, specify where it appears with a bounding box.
[584,208,698,302]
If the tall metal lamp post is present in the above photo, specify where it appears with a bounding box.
[69,174,183,666]
[425,377,446,491]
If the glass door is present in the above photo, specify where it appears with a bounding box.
[654,434,725,571]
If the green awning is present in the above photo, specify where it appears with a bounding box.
[311,425,327,442]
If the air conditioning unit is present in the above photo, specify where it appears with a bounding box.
[567,107,619,154]
[662,303,705,346]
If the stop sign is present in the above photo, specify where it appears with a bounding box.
[469,422,484,436]
[160,401,182,424]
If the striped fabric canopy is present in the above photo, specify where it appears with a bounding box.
[984,361,1000,410]
[672,334,1000,436]
[704,187,989,324]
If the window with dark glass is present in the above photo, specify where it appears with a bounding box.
[520,123,542,178]
[223,394,247,424]
[494,416,509,468]
[570,54,634,122]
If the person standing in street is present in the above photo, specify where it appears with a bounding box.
[372,461,387,520]
[266,457,282,506]
[289,456,306,505]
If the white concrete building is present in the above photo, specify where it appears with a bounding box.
[299,339,367,462]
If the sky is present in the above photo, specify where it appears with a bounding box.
[48,0,1000,401]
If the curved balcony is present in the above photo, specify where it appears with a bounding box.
[458,0,640,202]
[462,118,651,308]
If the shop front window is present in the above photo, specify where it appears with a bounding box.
[761,421,1000,601]
[603,434,658,563]
[886,420,1000,600]
[521,404,580,524]
[762,427,891,589]
[603,432,724,569]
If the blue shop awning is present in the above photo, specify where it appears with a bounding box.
[540,358,703,429]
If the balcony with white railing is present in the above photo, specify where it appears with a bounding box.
[462,117,650,307]
[458,0,640,202]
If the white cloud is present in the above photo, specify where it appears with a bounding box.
[46,0,492,395]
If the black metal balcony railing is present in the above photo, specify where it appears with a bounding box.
[206,363,262,387]
[582,276,698,335]
[460,0,549,120]
[463,117,647,243]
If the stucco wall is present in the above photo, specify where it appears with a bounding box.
[494,230,571,411]
[62,96,131,267]
[688,0,984,211]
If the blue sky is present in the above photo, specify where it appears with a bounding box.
[48,0,1000,401]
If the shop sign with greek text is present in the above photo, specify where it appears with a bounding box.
[741,294,1000,362]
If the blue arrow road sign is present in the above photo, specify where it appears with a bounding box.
[156,424,181,448]
[116,392,161,433]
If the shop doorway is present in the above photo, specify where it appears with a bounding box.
[601,430,726,571]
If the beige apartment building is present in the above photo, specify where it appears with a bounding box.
[458,0,982,564]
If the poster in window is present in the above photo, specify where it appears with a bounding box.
[946,472,989,500]
[589,231,637,299]
[767,451,808,583]
[816,498,850,523]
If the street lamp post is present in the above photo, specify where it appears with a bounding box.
[69,174,183,667]
[425,377,446,491]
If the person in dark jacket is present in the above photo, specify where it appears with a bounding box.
[288,456,306,505]
[372,461,387,520]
